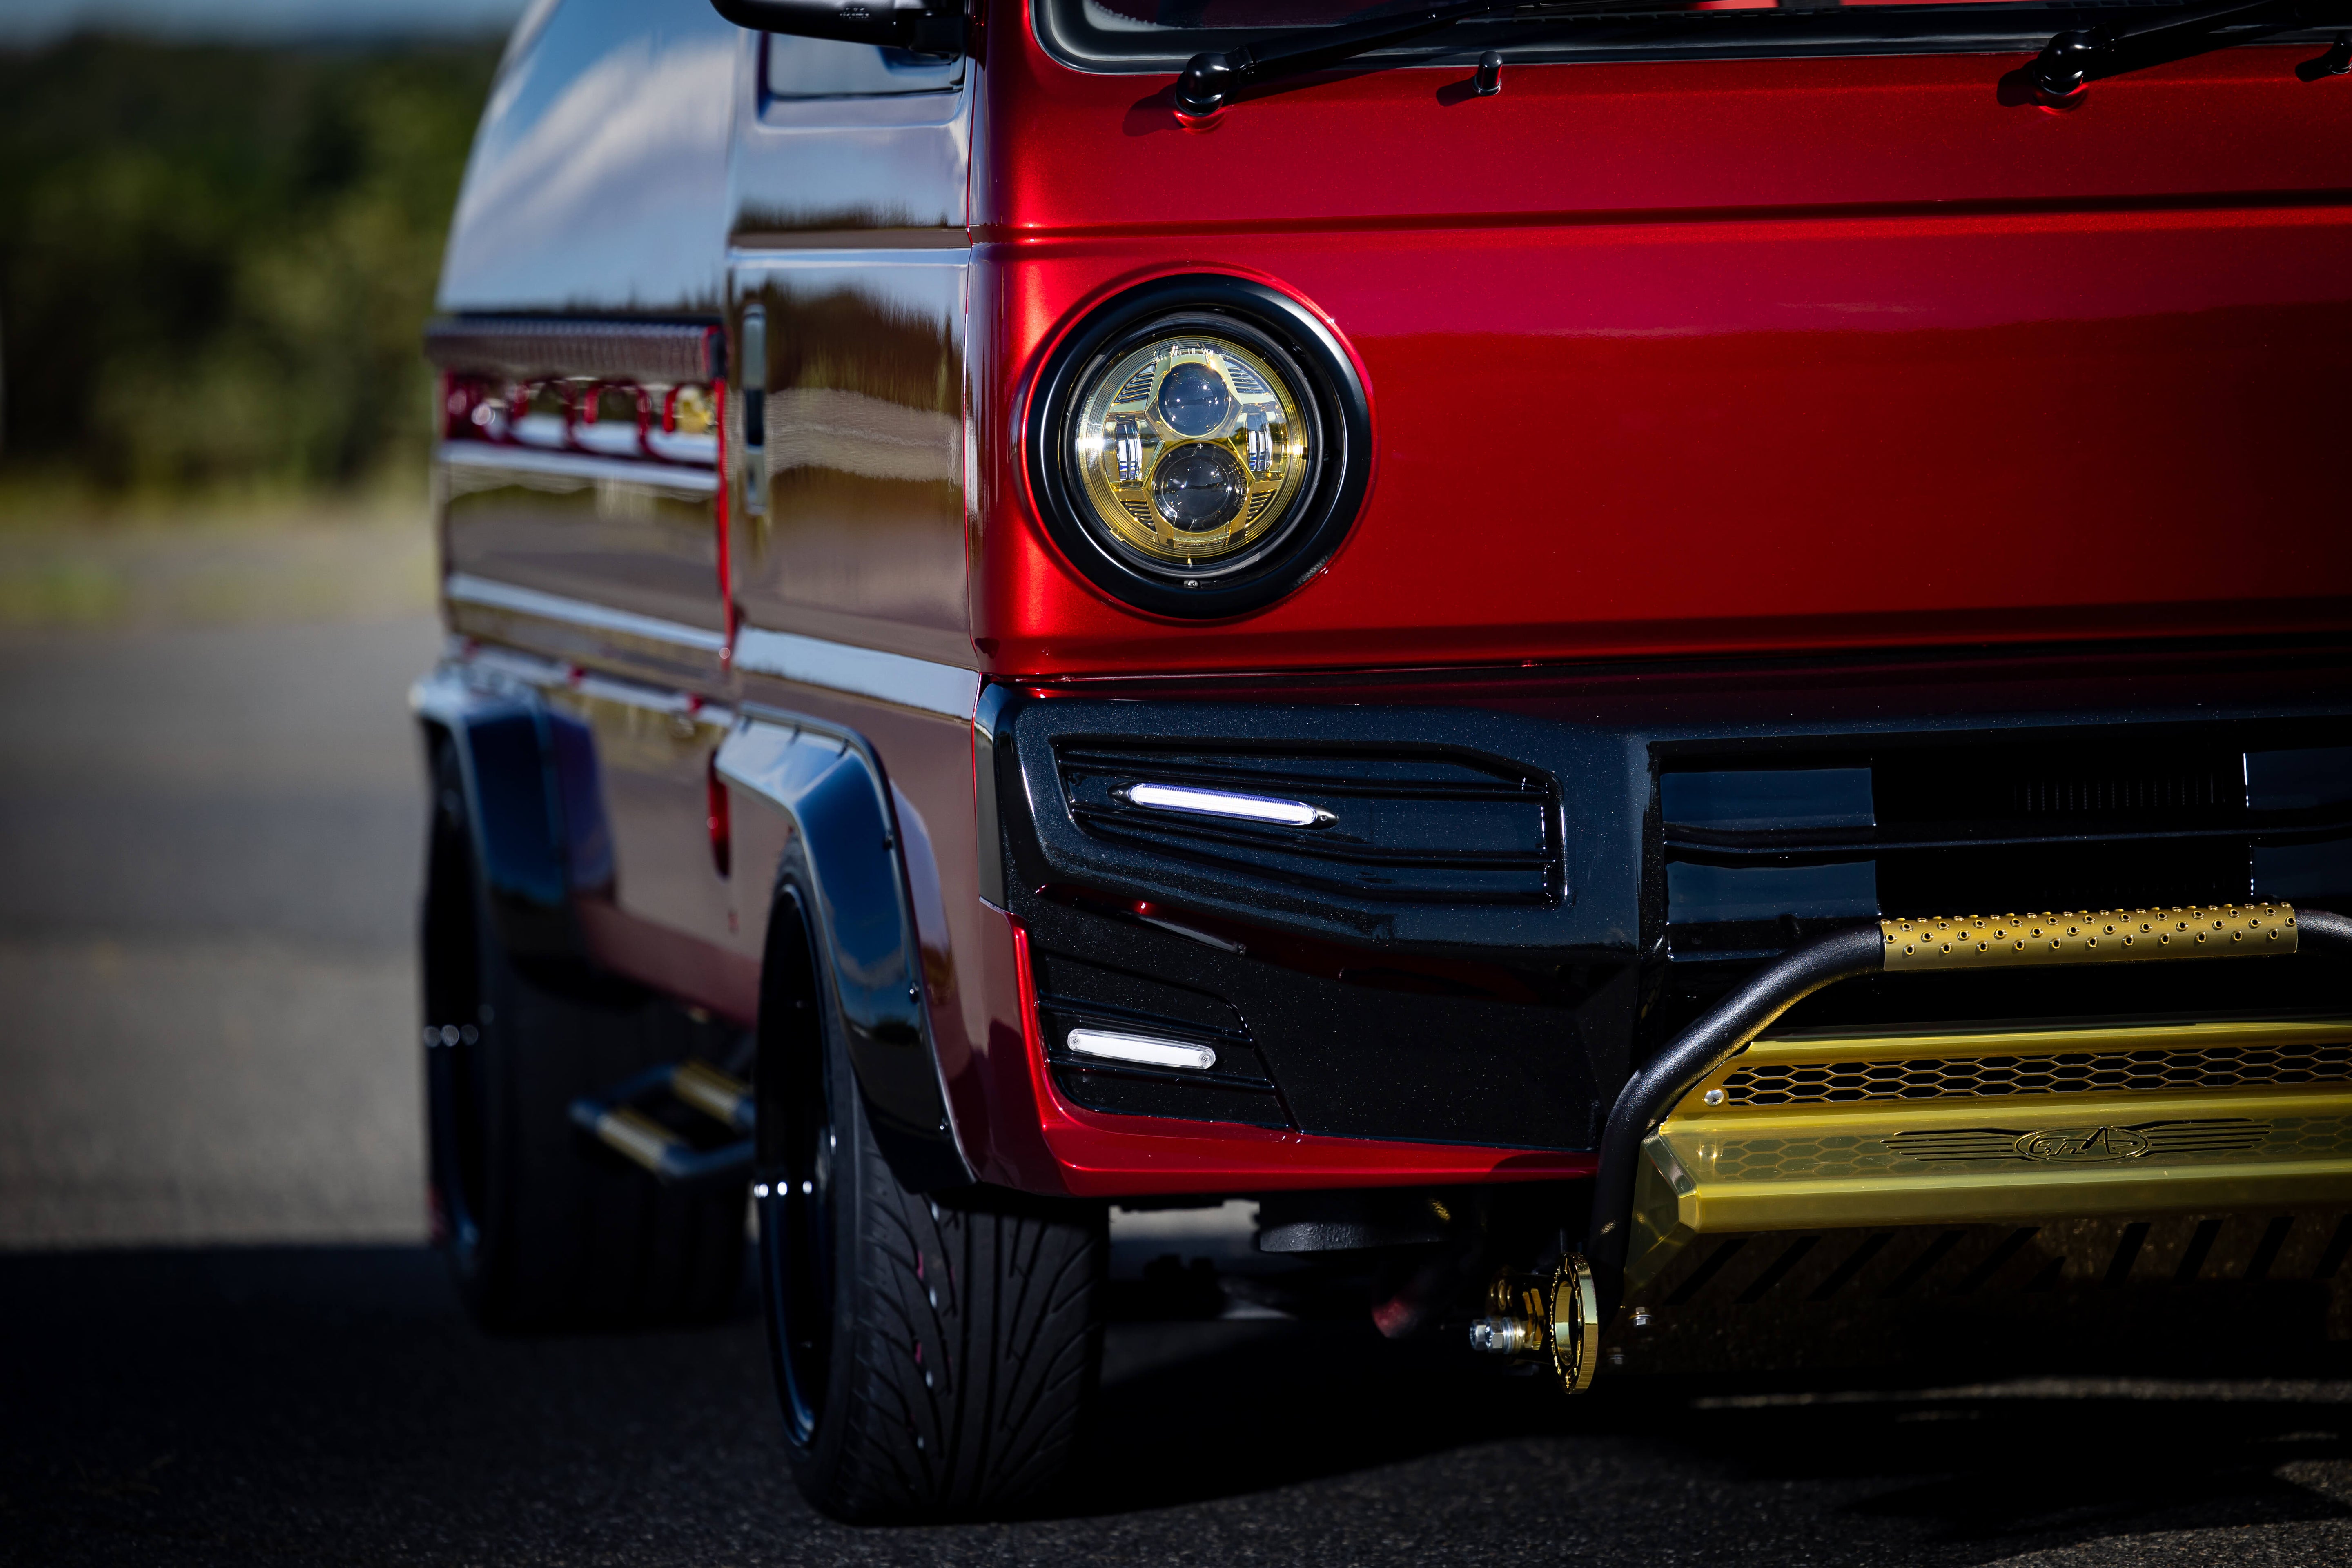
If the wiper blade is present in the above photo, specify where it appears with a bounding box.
[1172,0,1657,120]
[1172,0,2347,120]
[1175,0,1505,120]
[2027,0,2348,98]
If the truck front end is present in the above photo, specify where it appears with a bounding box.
[962,0,2352,1386]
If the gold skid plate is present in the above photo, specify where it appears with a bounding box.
[1610,1211,2352,1373]
[1630,1212,2352,1311]
[1630,1018,2352,1292]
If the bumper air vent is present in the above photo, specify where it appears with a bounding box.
[1030,949,1288,1128]
[1659,732,2352,963]
[1002,699,1571,949]
[1055,742,1557,905]
[1874,742,2244,830]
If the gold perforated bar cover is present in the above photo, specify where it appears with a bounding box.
[1882,904,2298,970]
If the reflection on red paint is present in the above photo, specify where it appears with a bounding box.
[973,36,2352,678]
[706,753,731,880]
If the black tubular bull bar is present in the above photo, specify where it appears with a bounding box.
[1579,903,2352,1317]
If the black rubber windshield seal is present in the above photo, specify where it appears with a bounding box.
[1033,0,2343,71]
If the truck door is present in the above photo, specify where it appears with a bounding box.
[427,0,748,1011]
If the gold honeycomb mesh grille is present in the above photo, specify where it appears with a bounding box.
[1680,1117,2352,1184]
[1719,1039,2352,1108]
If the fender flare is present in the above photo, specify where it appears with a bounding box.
[718,712,972,1192]
[411,665,612,965]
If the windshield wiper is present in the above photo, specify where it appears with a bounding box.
[1173,0,1691,118]
[2027,0,2348,98]
[1173,0,2347,120]
[1174,0,1506,119]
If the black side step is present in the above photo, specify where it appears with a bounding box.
[568,1060,753,1183]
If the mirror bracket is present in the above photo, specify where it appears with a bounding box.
[710,0,968,53]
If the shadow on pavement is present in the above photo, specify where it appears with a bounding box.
[3,1245,2348,1566]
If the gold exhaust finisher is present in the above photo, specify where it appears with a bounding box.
[1550,1253,1600,1393]
[1882,903,2294,971]
[1467,1255,1601,1393]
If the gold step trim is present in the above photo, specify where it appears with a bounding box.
[670,1060,750,1129]
[590,1106,684,1175]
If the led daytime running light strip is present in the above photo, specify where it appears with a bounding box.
[1120,781,1332,828]
[1065,1028,1218,1072]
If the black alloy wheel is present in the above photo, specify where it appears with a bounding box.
[420,735,746,1330]
[422,742,493,1281]
[755,884,836,1444]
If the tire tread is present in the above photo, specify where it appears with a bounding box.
[823,1103,1103,1519]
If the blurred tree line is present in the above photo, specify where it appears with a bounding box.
[0,34,501,500]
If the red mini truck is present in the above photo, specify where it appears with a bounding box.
[416,0,2352,1520]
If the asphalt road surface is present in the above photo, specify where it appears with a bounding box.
[0,604,435,1244]
[3,530,2350,1565]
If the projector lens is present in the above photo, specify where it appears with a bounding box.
[1068,333,1309,568]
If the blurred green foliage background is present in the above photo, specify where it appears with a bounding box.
[0,34,501,505]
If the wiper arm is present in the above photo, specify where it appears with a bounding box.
[2027,0,2348,99]
[1174,0,1506,120]
[1173,0,1671,119]
[1173,0,2346,121]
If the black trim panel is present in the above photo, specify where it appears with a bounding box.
[729,708,974,1191]
[990,649,2352,1149]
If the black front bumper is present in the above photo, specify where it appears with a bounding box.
[987,639,2352,1158]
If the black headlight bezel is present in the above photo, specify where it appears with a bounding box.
[1024,275,1372,621]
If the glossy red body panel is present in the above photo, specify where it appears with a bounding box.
[969,27,2352,676]
[432,7,2352,1201]
[578,897,762,1026]
[954,916,1598,1196]
[724,668,991,1077]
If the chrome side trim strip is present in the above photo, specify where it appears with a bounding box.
[444,574,730,653]
[435,441,719,494]
[733,626,978,720]
[462,643,570,692]
[729,247,973,272]
[424,316,721,383]
[728,230,972,252]
[571,668,733,725]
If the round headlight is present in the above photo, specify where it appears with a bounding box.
[1027,277,1371,620]
[1071,334,1309,567]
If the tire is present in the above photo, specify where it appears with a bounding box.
[422,736,746,1331]
[755,873,1107,1522]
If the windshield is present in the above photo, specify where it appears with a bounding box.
[1039,0,2241,69]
